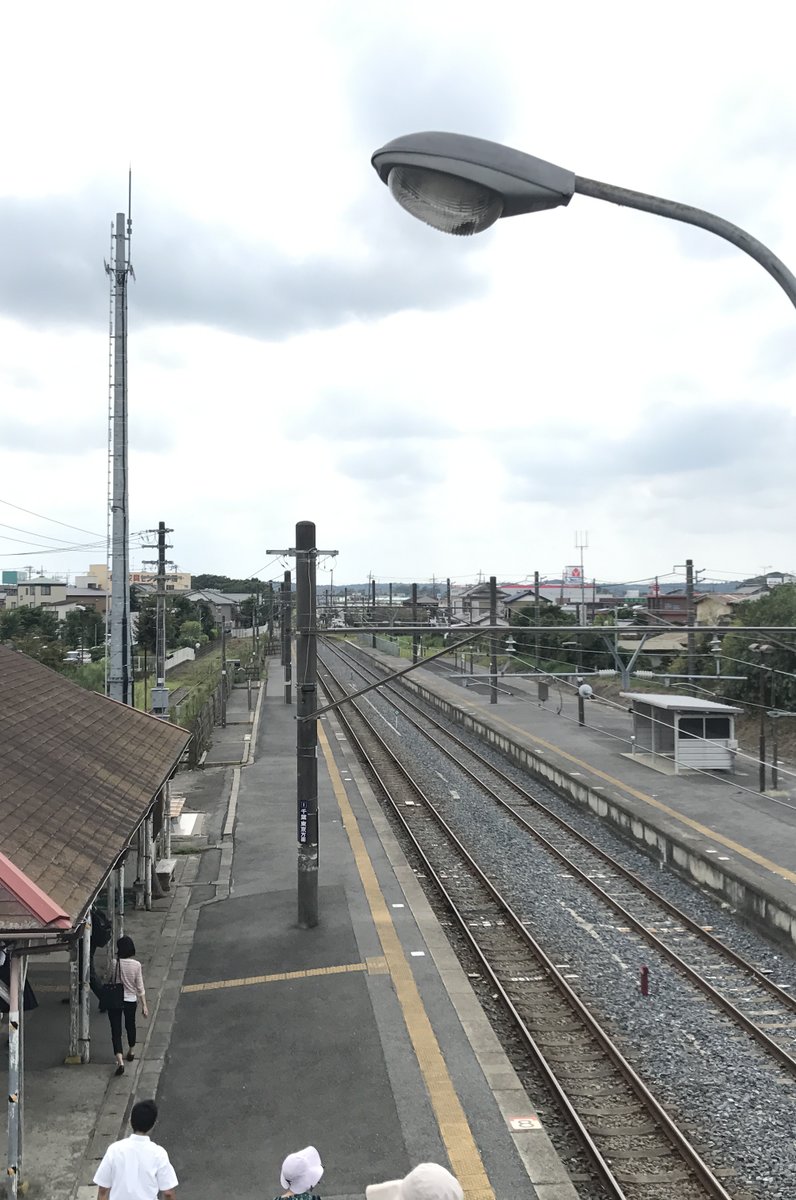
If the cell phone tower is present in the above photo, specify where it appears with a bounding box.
[104,174,135,703]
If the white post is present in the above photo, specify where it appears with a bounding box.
[144,815,153,910]
[117,860,125,937]
[79,917,91,1063]
[7,952,23,1196]
[67,938,80,1061]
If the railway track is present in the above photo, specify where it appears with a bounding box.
[318,646,737,1200]
[323,640,796,1076]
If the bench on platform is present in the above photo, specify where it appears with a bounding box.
[156,858,177,891]
[169,796,186,823]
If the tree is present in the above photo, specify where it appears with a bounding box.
[178,620,205,648]
[62,609,104,650]
[717,586,796,710]
[192,574,262,592]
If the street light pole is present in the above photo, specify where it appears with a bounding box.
[371,132,796,310]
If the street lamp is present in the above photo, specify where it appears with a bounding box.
[371,132,796,308]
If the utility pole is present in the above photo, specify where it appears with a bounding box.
[106,201,134,705]
[296,522,319,929]
[142,521,173,716]
[489,574,498,705]
[220,610,227,727]
[446,577,452,624]
[675,558,703,682]
[575,530,588,627]
[534,571,541,668]
[686,558,695,681]
[267,526,337,929]
[267,580,274,651]
[282,571,292,705]
[371,577,377,648]
[412,583,419,664]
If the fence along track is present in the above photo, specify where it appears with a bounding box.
[326,639,796,1075]
[319,651,735,1200]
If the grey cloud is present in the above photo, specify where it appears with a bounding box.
[2,366,41,390]
[756,327,796,378]
[662,93,793,264]
[500,401,791,504]
[0,189,487,341]
[3,418,102,455]
[337,442,443,486]
[287,391,455,441]
[345,22,513,148]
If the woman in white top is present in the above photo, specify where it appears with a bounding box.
[106,935,148,1076]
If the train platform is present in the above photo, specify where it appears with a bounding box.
[397,652,796,946]
[80,661,575,1200]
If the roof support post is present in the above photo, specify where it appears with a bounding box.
[66,938,80,1062]
[144,816,153,911]
[6,950,24,1197]
[79,917,91,1063]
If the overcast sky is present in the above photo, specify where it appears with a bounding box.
[1,2,794,591]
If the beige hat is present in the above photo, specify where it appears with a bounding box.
[366,1163,463,1200]
[280,1146,323,1194]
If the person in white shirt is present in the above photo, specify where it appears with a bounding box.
[94,1099,177,1200]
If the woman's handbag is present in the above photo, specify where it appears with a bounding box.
[98,959,124,1013]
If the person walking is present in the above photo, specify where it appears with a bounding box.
[276,1146,323,1200]
[105,935,147,1075]
[94,1098,177,1199]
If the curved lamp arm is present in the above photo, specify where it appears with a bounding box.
[575,175,796,310]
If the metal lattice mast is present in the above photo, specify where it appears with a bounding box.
[104,222,115,696]
[105,201,134,703]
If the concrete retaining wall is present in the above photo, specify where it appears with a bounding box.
[397,671,796,949]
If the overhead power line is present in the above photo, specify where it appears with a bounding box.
[0,497,103,538]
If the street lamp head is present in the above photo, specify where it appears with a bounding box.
[371,132,575,236]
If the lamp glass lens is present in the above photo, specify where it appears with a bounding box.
[388,166,502,236]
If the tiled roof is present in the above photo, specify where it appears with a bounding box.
[0,646,190,934]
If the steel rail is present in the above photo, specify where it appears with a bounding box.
[319,653,735,1200]
[329,640,796,1073]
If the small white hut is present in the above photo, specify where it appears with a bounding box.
[620,693,741,774]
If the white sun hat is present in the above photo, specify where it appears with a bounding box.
[366,1163,463,1200]
[280,1146,324,1194]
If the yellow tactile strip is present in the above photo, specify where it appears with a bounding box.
[318,722,494,1200]
[181,958,388,993]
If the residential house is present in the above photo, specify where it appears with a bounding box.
[7,579,67,609]
[183,588,239,628]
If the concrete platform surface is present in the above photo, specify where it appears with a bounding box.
[152,664,571,1200]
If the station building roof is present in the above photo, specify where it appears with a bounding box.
[620,692,742,713]
[0,645,190,937]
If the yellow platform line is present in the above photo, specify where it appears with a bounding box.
[181,959,388,994]
[318,723,494,1200]
[484,707,796,888]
